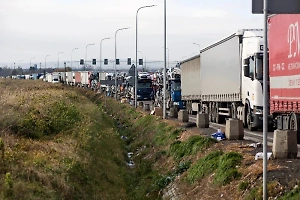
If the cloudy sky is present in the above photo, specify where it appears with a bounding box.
[0,0,263,69]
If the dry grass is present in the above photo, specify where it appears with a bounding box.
[0,79,130,199]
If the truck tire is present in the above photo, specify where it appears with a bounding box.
[215,103,221,123]
[212,103,216,122]
[246,108,257,131]
[231,103,237,119]
[209,103,213,122]
[289,113,300,143]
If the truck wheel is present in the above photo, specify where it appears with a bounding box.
[247,109,257,131]
[209,103,213,122]
[215,103,223,124]
[231,103,237,119]
[212,103,217,123]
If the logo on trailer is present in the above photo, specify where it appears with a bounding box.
[288,22,300,58]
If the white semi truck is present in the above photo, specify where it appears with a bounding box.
[181,29,272,130]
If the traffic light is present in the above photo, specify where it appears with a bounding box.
[92,59,96,65]
[80,59,84,65]
[139,59,143,66]
[116,59,120,65]
[127,58,131,65]
[104,59,108,65]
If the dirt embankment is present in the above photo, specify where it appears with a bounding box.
[1,79,300,200]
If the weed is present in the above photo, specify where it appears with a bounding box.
[213,152,243,186]
[3,172,13,198]
[245,186,262,200]
[187,150,223,183]
[239,181,249,191]
[278,185,300,200]
[169,136,217,160]
[16,101,80,139]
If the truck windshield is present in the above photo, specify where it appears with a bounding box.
[256,57,263,80]
[172,81,181,91]
[138,82,151,88]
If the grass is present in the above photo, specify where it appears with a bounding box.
[1,79,295,199]
[278,185,300,200]
[169,136,217,160]
[0,79,129,199]
[187,151,242,185]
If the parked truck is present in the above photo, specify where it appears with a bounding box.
[268,14,300,142]
[166,68,185,110]
[181,29,273,130]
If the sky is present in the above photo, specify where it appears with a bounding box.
[0,0,264,69]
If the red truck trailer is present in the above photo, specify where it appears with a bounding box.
[269,14,300,142]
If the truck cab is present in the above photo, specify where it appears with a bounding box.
[167,77,185,110]
[241,29,272,130]
[136,78,152,101]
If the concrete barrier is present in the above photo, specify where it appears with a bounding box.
[138,101,144,107]
[272,130,298,159]
[144,104,150,111]
[196,113,209,128]
[178,110,189,122]
[225,118,244,140]
[154,107,163,116]
[169,108,178,118]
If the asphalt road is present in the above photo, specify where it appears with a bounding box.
[189,115,280,147]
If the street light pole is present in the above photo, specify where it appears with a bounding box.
[135,4,157,107]
[115,27,130,99]
[100,37,111,72]
[166,47,169,69]
[85,43,95,71]
[45,55,50,70]
[163,0,167,119]
[18,60,23,68]
[57,52,63,68]
[263,0,268,199]
[30,57,35,68]
[71,48,79,70]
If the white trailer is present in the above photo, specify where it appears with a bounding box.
[80,71,91,87]
[46,73,52,82]
[66,71,74,85]
[181,29,272,130]
[59,72,66,83]
[180,55,200,113]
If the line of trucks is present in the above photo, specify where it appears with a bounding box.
[180,14,300,143]
[43,14,300,143]
[44,68,186,110]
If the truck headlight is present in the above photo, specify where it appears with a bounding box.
[173,102,179,105]
[137,95,141,98]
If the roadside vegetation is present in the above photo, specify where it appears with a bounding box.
[0,79,299,199]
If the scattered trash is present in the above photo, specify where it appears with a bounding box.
[211,129,226,141]
[127,152,133,158]
[220,194,224,198]
[127,160,135,168]
[255,152,272,160]
[150,110,155,115]
[248,142,262,148]
[121,135,127,140]
[286,161,293,163]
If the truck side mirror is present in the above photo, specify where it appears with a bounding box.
[243,58,250,77]
[244,65,250,77]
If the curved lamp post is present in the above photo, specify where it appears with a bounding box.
[100,37,111,72]
[135,4,157,107]
[71,48,79,69]
[115,27,130,99]
[85,44,95,71]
